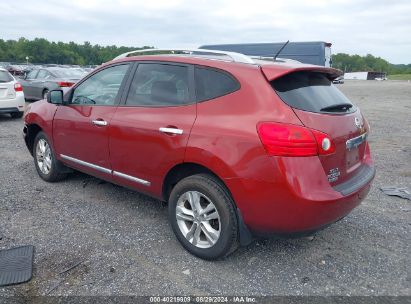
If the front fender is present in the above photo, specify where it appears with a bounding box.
[24,100,58,147]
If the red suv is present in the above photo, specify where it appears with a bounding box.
[23,49,375,259]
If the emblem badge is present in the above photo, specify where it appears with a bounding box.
[328,168,340,183]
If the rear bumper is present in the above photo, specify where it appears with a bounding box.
[0,93,25,112]
[0,107,21,114]
[333,165,375,196]
[225,154,375,235]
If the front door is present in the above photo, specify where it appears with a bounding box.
[53,63,131,179]
[109,62,196,197]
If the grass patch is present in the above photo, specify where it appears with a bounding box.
[388,74,411,80]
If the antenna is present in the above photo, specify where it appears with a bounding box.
[274,40,290,60]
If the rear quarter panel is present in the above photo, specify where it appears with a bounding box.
[185,64,302,214]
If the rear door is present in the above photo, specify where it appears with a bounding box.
[268,69,369,187]
[53,63,131,179]
[109,62,196,197]
[31,69,50,99]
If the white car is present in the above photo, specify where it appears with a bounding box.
[0,68,25,118]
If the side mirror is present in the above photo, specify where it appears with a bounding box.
[47,89,64,104]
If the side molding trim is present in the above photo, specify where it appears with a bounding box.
[60,154,151,186]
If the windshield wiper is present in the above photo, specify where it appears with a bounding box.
[320,103,353,112]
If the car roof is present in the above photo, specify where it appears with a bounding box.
[108,54,342,80]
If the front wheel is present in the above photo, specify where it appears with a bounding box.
[168,174,239,260]
[33,132,67,182]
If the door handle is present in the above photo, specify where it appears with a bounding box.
[92,119,108,126]
[159,127,183,135]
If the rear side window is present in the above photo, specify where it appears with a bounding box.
[126,63,190,106]
[195,67,240,102]
[0,70,13,83]
[271,71,354,113]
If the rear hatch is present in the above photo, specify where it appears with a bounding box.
[263,66,369,187]
[0,70,16,101]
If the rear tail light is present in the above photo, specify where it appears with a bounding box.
[14,83,23,92]
[312,130,336,155]
[257,122,336,157]
[57,81,75,87]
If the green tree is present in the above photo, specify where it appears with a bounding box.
[0,37,152,65]
[332,53,405,75]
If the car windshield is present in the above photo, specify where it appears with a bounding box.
[0,70,13,82]
[49,68,85,79]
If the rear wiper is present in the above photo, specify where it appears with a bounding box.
[320,103,353,112]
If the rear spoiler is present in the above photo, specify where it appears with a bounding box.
[261,65,343,81]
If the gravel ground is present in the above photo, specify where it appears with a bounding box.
[0,80,410,297]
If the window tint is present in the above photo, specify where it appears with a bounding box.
[0,70,13,83]
[72,64,129,106]
[126,63,189,106]
[271,71,354,113]
[195,67,240,101]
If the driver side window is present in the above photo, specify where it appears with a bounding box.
[71,64,129,106]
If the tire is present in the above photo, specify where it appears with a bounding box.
[10,112,23,118]
[169,174,239,260]
[33,131,67,182]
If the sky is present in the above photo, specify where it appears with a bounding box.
[1,0,410,64]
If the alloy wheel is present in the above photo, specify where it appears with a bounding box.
[36,138,52,175]
[176,191,221,248]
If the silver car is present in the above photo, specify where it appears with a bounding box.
[20,67,86,100]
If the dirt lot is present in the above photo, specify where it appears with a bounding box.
[0,80,410,297]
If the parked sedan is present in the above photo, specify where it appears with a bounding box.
[0,68,25,118]
[20,67,84,101]
[6,64,26,77]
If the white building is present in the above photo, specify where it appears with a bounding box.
[344,71,387,80]
[344,72,368,80]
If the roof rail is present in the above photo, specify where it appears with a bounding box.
[250,56,302,64]
[112,48,255,64]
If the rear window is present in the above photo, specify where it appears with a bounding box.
[271,71,355,114]
[0,70,13,83]
[195,67,240,102]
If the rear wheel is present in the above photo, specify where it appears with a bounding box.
[33,132,67,182]
[168,174,239,260]
[10,112,23,118]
